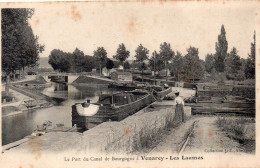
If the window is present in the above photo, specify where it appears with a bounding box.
[114,95,129,105]
[98,97,111,105]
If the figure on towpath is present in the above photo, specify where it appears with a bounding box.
[173,92,185,125]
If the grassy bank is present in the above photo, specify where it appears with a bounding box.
[104,110,191,154]
[10,84,52,102]
[215,116,255,153]
[104,112,176,154]
[2,106,20,116]
[131,112,175,153]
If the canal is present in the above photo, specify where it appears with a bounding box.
[2,83,118,145]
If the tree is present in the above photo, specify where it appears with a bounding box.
[236,70,245,81]
[48,49,71,72]
[124,61,131,69]
[49,49,62,71]
[249,31,256,61]
[148,51,164,75]
[159,42,175,81]
[93,47,107,76]
[183,46,204,83]
[106,58,114,70]
[225,47,242,80]
[240,58,247,73]
[113,43,130,71]
[72,48,85,73]
[81,55,96,72]
[169,51,184,81]
[113,60,121,69]
[210,67,218,81]
[18,25,44,72]
[245,31,255,79]
[60,53,72,72]
[48,49,95,73]
[139,62,148,72]
[215,25,228,72]
[205,54,215,74]
[245,59,255,79]
[135,44,149,82]
[2,8,44,94]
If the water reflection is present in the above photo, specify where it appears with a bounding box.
[42,83,111,101]
[2,83,117,145]
[2,111,35,145]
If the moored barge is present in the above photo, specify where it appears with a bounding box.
[108,83,172,100]
[144,85,172,100]
[72,89,156,130]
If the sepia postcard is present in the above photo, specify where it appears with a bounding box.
[0,0,259,167]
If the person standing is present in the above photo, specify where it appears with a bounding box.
[173,92,185,124]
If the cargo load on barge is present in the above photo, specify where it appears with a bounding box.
[108,83,172,100]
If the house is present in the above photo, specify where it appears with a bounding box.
[102,67,116,77]
[118,65,123,70]
[102,67,109,77]
[110,71,133,82]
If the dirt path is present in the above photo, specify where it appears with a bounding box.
[149,116,244,155]
[149,117,199,155]
[168,87,196,98]
[2,88,31,107]
[2,75,36,107]
[183,116,241,154]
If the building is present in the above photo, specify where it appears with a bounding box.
[110,71,133,83]
[102,67,116,77]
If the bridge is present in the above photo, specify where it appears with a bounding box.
[40,73,114,85]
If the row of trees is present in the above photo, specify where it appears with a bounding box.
[48,25,255,83]
[48,48,96,73]
[147,43,205,83]
[2,8,45,94]
[49,41,203,83]
[169,47,205,83]
[48,44,129,74]
[205,25,255,81]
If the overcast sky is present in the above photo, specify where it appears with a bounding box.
[21,1,257,60]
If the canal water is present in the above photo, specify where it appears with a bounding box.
[2,83,118,145]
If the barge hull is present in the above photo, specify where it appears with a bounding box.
[72,93,155,130]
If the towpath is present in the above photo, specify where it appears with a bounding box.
[2,75,51,117]
[85,74,114,82]
[2,88,30,107]
[149,116,242,155]
[149,116,199,155]
[183,116,241,154]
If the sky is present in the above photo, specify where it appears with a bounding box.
[19,1,258,60]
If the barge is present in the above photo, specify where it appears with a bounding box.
[144,85,172,100]
[108,82,172,100]
[72,89,156,130]
[108,82,137,90]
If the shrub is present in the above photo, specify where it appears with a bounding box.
[215,117,255,139]
[1,91,15,102]
[235,70,245,81]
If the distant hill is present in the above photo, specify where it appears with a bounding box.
[38,57,52,68]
